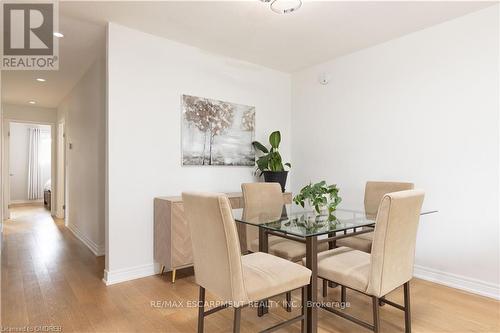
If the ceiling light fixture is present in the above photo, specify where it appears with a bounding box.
[53,32,64,38]
[36,78,46,82]
[28,101,36,104]
[261,0,302,14]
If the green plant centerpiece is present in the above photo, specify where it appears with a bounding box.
[293,181,342,219]
[252,131,291,192]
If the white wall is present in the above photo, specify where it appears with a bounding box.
[3,104,57,124]
[292,6,499,298]
[9,123,51,202]
[58,57,106,256]
[106,23,291,284]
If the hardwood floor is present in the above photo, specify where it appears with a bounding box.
[2,206,499,332]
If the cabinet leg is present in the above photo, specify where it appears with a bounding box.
[171,269,177,283]
[160,265,165,275]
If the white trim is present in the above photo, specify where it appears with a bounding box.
[102,263,156,286]
[67,222,105,256]
[56,122,65,220]
[9,199,43,205]
[414,264,500,300]
[3,118,55,126]
[3,120,10,220]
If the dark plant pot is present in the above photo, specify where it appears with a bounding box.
[263,171,288,193]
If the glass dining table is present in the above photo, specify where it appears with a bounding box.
[233,204,436,333]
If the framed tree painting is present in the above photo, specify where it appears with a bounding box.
[181,94,255,166]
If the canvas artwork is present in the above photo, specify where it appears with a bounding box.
[182,95,255,166]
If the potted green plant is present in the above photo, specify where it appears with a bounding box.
[293,181,342,218]
[252,131,291,192]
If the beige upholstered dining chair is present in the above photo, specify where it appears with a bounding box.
[336,181,415,253]
[307,190,425,333]
[241,183,329,261]
[183,192,312,333]
[325,181,415,301]
[241,182,328,312]
[240,183,284,254]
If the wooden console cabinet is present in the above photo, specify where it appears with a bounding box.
[154,192,292,281]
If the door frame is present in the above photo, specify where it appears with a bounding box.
[2,120,10,220]
[56,121,66,220]
[2,119,57,218]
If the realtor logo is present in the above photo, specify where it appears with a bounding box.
[1,1,59,70]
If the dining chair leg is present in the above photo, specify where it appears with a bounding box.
[404,282,411,333]
[322,279,328,297]
[233,307,241,333]
[258,299,269,317]
[258,229,269,317]
[286,291,292,312]
[197,287,205,333]
[341,286,346,303]
[301,286,307,333]
[372,296,380,333]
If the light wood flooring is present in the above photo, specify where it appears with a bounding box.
[2,206,499,332]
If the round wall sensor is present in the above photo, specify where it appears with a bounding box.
[318,73,331,85]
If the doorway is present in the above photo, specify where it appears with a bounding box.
[4,121,55,218]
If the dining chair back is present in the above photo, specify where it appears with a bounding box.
[241,183,284,251]
[364,181,415,218]
[335,181,415,255]
[183,192,248,305]
[242,182,284,208]
[367,190,425,298]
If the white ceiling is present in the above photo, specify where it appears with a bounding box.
[2,1,494,108]
[2,14,105,108]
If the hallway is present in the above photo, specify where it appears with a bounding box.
[1,206,105,331]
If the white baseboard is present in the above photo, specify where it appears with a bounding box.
[98,262,500,299]
[66,222,105,256]
[414,264,500,300]
[10,199,43,204]
[9,199,43,207]
[103,263,157,286]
